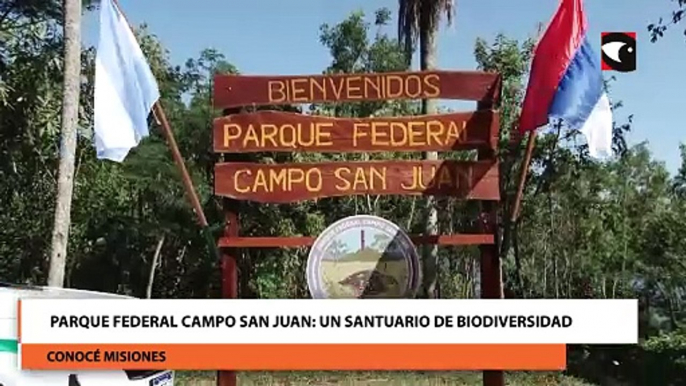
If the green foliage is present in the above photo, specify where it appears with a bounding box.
[642,329,686,385]
[643,329,686,355]
[397,0,455,63]
[648,2,686,42]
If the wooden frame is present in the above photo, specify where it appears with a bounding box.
[213,70,504,386]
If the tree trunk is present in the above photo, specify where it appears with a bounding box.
[512,220,522,295]
[418,5,439,299]
[146,235,166,299]
[47,0,81,288]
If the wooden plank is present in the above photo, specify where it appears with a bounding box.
[476,95,505,386]
[218,234,495,248]
[213,71,501,108]
[214,160,499,203]
[218,198,239,386]
[213,110,498,153]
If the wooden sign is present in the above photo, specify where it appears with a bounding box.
[213,110,498,153]
[214,160,499,203]
[213,70,501,108]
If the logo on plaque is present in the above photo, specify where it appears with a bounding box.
[306,215,420,299]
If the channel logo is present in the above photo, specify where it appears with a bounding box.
[601,32,636,72]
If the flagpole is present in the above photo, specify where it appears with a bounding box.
[110,0,220,256]
[151,104,209,227]
[508,22,544,224]
[510,131,536,222]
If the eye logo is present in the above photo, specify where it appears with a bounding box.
[601,32,636,72]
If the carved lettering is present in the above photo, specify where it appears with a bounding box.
[261,73,444,104]
[213,110,496,153]
[215,161,499,203]
[213,71,501,108]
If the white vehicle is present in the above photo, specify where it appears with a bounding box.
[0,283,174,386]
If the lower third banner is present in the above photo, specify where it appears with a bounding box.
[17,298,637,370]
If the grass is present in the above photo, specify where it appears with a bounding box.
[175,371,595,385]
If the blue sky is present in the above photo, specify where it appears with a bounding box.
[85,0,685,174]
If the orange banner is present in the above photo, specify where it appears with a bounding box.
[21,343,566,370]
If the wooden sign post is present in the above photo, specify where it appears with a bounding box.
[212,70,504,386]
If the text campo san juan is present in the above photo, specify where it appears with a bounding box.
[50,314,573,329]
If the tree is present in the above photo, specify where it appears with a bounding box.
[648,4,686,42]
[47,0,82,287]
[473,34,534,294]
[397,0,455,299]
[673,144,686,197]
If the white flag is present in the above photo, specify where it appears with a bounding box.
[94,0,160,162]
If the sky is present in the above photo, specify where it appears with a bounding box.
[84,0,686,174]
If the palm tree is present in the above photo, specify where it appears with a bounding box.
[397,0,454,299]
[48,0,82,287]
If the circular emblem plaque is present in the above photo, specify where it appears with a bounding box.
[307,215,421,299]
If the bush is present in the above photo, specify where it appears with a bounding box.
[642,329,686,385]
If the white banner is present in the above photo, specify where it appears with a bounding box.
[19,299,638,345]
